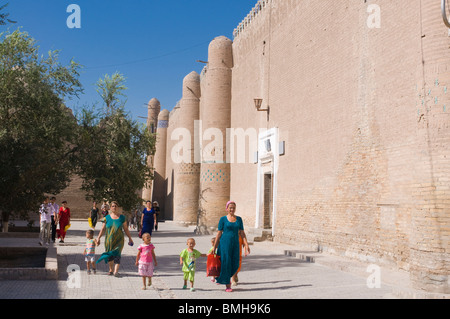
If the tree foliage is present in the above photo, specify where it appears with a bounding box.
[0,30,82,228]
[75,74,155,214]
[0,29,155,230]
[0,3,16,26]
[95,72,127,115]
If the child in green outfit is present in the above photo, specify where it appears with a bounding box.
[179,238,206,291]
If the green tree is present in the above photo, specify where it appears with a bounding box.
[96,72,127,115]
[0,30,82,231]
[76,74,155,214]
[0,3,16,26]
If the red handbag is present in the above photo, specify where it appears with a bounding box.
[206,254,221,277]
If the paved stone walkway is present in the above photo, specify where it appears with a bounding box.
[0,220,447,300]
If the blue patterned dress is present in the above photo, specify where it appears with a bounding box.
[96,214,126,264]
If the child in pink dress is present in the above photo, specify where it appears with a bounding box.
[135,233,157,290]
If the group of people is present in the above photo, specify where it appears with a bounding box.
[82,199,250,293]
[88,200,160,235]
[178,201,251,292]
[38,197,71,245]
[83,200,159,279]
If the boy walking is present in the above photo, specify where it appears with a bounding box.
[179,238,206,291]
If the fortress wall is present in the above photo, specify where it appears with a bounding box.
[231,0,449,292]
[407,0,450,292]
[55,175,91,219]
[232,0,363,241]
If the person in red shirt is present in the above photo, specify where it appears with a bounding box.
[57,200,71,243]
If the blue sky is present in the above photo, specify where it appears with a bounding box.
[3,0,256,123]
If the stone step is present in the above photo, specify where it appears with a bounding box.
[247,228,273,243]
[284,250,320,263]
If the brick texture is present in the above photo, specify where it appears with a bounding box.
[228,0,449,293]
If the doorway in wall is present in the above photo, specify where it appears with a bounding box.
[255,127,279,237]
[263,173,273,229]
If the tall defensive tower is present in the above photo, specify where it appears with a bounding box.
[142,98,160,201]
[173,71,201,225]
[198,36,233,230]
[151,109,169,219]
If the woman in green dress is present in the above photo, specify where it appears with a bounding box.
[96,201,134,277]
[212,201,250,292]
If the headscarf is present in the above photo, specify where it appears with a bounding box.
[226,201,236,210]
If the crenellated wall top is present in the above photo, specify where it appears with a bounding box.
[233,0,272,39]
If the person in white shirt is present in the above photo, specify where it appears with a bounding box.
[39,197,52,246]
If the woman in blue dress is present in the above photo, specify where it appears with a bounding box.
[140,200,156,237]
[212,201,250,292]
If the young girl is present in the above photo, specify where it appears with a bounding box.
[84,229,96,274]
[135,233,157,290]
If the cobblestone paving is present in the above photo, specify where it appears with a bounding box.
[0,220,399,299]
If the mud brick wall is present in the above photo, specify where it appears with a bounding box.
[230,0,449,293]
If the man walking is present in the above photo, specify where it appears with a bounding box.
[49,197,59,243]
[39,197,52,246]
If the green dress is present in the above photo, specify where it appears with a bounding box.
[96,214,126,264]
[216,215,244,285]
